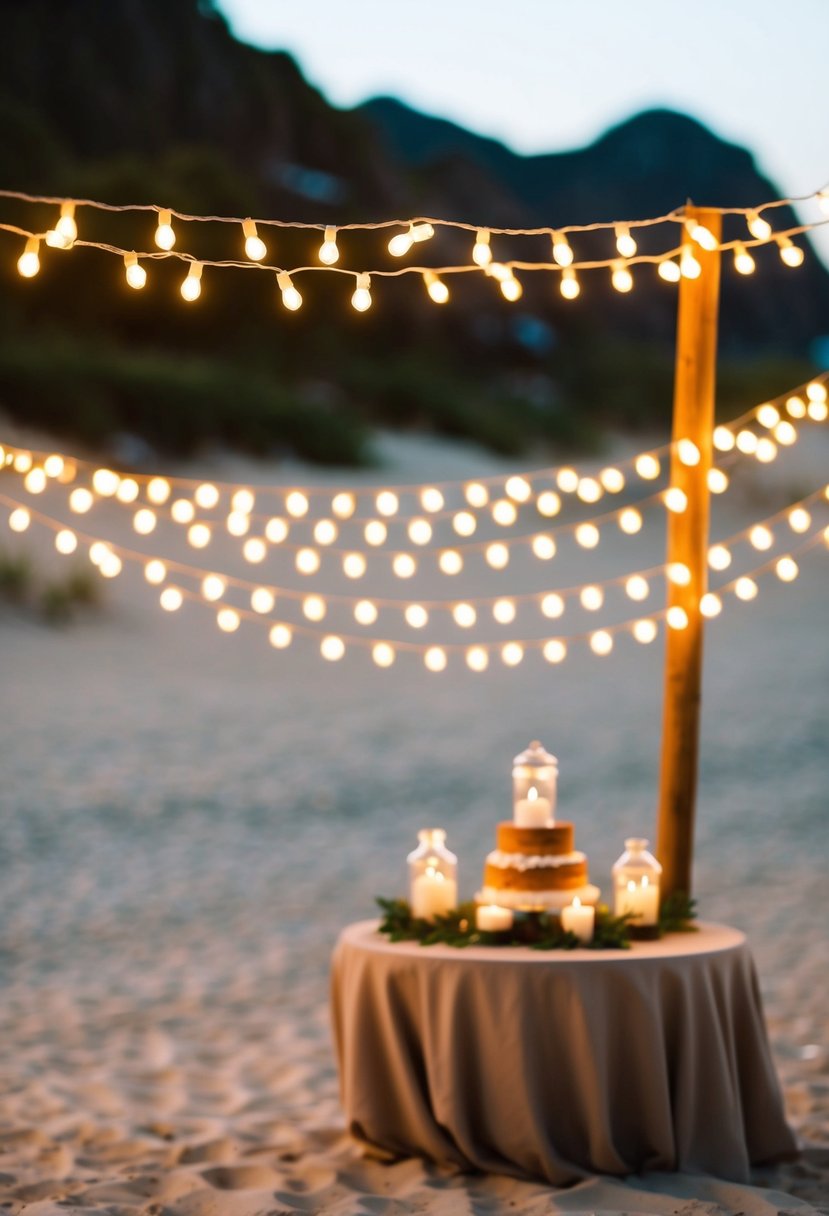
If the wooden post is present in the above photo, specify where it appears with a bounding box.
[656,207,722,902]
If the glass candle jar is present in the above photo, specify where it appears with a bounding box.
[612,838,662,936]
[407,829,458,921]
[512,740,558,826]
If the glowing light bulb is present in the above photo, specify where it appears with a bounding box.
[611,262,633,293]
[537,490,561,517]
[485,542,509,569]
[590,630,613,656]
[55,529,77,555]
[55,201,77,246]
[17,237,40,278]
[500,274,523,302]
[69,487,93,513]
[776,556,799,582]
[531,534,556,560]
[788,507,811,533]
[9,507,30,531]
[195,483,219,509]
[160,587,183,612]
[187,523,211,548]
[707,468,729,494]
[321,635,345,661]
[663,487,688,513]
[227,512,250,536]
[303,595,326,621]
[242,218,267,261]
[551,231,573,267]
[425,646,447,672]
[472,229,492,267]
[453,602,476,628]
[501,642,524,667]
[635,453,660,480]
[746,210,772,241]
[633,619,658,644]
[626,575,650,601]
[615,224,637,258]
[251,588,275,614]
[217,608,240,633]
[124,252,147,290]
[145,560,166,584]
[560,267,580,298]
[754,438,777,463]
[785,395,806,419]
[354,600,379,626]
[700,593,722,618]
[375,490,398,517]
[735,429,759,455]
[43,454,64,479]
[312,519,337,547]
[600,467,625,493]
[115,478,139,503]
[351,272,372,312]
[543,639,567,663]
[439,549,463,575]
[688,222,718,251]
[93,468,120,497]
[332,492,356,519]
[677,439,700,466]
[343,552,367,579]
[505,476,531,503]
[24,467,47,494]
[243,537,267,564]
[658,259,681,283]
[154,209,176,250]
[319,226,339,265]
[171,498,195,524]
[808,399,828,422]
[735,577,758,601]
[181,263,202,301]
[405,518,430,546]
[453,511,476,537]
[807,380,828,403]
[388,227,414,257]
[576,477,602,504]
[756,404,780,429]
[777,237,804,267]
[421,487,444,512]
[680,249,701,279]
[575,523,599,549]
[666,606,688,630]
[580,585,604,611]
[466,647,489,672]
[541,593,564,619]
[667,562,691,586]
[373,643,395,668]
[733,243,755,275]
[296,547,320,574]
[423,270,449,303]
[493,598,516,624]
[619,508,643,534]
[89,542,110,566]
[773,420,797,446]
[269,624,292,649]
[277,270,302,311]
[465,482,489,508]
[285,491,308,518]
[492,499,518,527]
[556,468,579,493]
[708,545,732,571]
[202,575,226,601]
[133,508,156,534]
[713,426,736,452]
[147,477,171,504]
[405,604,428,629]
[365,520,387,546]
[393,553,416,578]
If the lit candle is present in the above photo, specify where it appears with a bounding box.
[514,785,552,827]
[616,876,660,926]
[560,896,595,944]
[476,904,514,933]
[411,866,458,921]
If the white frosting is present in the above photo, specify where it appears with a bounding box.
[476,883,601,911]
[486,849,585,871]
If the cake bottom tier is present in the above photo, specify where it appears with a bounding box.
[476,882,601,911]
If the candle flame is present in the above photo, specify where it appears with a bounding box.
[627,879,636,892]
[572,897,581,909]
[642,875,649,887]
[528,786,538,802]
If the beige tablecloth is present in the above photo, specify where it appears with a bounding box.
[331,921,796,1185]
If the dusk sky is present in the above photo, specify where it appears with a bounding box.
[219,0,829,257]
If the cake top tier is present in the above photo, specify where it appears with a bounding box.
[497,821,574,856]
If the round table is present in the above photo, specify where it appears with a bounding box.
[330,920,796,1186]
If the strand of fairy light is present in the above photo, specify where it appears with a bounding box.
[3,484,826,643]
[2,373,825,518]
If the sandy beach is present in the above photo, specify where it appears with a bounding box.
[0,418,827,1215]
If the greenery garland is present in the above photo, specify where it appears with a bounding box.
[376,892,697,950]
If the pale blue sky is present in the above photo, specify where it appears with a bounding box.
[219,0,829,253]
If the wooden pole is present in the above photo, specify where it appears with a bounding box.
[656,207,722,902]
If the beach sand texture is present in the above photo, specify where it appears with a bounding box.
[0,424,827,1215]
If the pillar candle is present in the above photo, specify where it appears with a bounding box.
[411,869,458,920]
[476,904,514,933]
[560,897,595,944]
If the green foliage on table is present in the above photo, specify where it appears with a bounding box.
[658,892,698,933]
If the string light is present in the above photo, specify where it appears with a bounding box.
[392,553,416,578]
[314,519,338,546]
[775,555,798,581]
[228,511,250,537]
[600,468,625,493]
[788,507,811,533]
[423,270,449,303]
[465,483,489,508]
[492,499,518,527]
[187,523,211,548]
[332,492,356,519]
[580,585,604,611]
[243,537,268,564]
[611,261,633,293]
[687,222,718,251]
[217,608,240,633]
[453,511,476,537]
[351,272,372,312]
[658,259,681,283]
[785,395,806,419]
[667,562,691,586]
[590,630,613,656]
[269,623,292,649]
[179,262,202,301]
[677,439,701,466]
[619,508,643,534]
[541,593,564,619]
[201,575,226,601]
[9,507,30,531]
[700,593,722,618]
[242,219,267,262]
[17,236,40,278]
[754,438,777,463]
[420,487,444,512]
[69,488,93,513]
[277,271,302,311]
[354,600,379,626]
[493,598,516,624]
[321,635,345,661]
[319,226,339,265]
[124,252,147,290]
[388,222,434,257]
[537,491,561,517]
[343,552,367,579]
[408,518,432,545]
[195,483,220,509]
[615,224,637,258]
[633,619,658,643]
[303,595,326,621]
[472,229,492,267]
[453,602,477,628]
[24,468,47,494]
[285,491,308,518]
[405,604,428,629]
[551,231,574,267]
[154,209,176,251]
[635,453,660,480]
[439,549,463,575]
[560,267,580,299]
[133,508,156,535]
[626,575,650,601]
[774,420,797,445]
[680,249,701,279]
[777,237,804,267]
[116,478,139,503]
[372,642,395,667]
[160,587,183,611]
[733,243,755,275]
[147,477,171,504]
[364,521,387,546]
[543,639,567,663]
[663,487,688,513]
[55,528,77,554]
[296,547,321,574]
[424,646,447,672]
[575,523,600,548]
[171,499,195,524]
[746,210,772,241]
[666,606,689,630]
[577,477,602,503]
[734,576,758,601]
[145,560,167,584]
[713,426,736,452]
[708,468,729,493]
[45,201,77,249]
[466,646,489,672]
[708,544,732,571]
[531,535,556,560]
[485,542,509,569]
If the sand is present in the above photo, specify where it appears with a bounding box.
[0,419,827,1215]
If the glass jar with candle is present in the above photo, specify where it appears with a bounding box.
[407,829,458,922]
[612,838,662,939]
[512,740,557,826]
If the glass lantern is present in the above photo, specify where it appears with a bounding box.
[407,828,458,921]
[612,838,662,938]
[512,740,558,826]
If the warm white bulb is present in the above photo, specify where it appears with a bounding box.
[115,478,139,503]
[556,468,579,494]
[332,491,356,519]
[590,630,613,656]
[551,232,573,267]
[420,487,444,512]
[575,523,600,548]
[618,508,642,534]
[351,273,372,312]
[133,508,156,535]
[501,642,524,667]
[93,468,120,497]
[243,219,267,261]
[626,575,650,601]
[343,552,367,579]
[124,254,147,290]
[541,593,564,619]
[187,523,211,548]
[808,399,828,422]
[493,598,516,624]
[277,271,302,311]
[788,507,811,533]
[773,421,797,446]
[754,438,777,463]
[354,600,379,626]
[439,549,463,575]
[269,624,292,649]
[658,259,681,283]
[405,604,428,629]
[202,575,226,602]
[700,593,722,618]
[375,490,398,517]
[321,635,345,662]
[9,507,30,532]
[599,467,625,493]
[472,229,492,267]
[453,511,476,537]
[536,490,561,517]
[680,249,701,279]
[424,647,447,673]
[500,275,523,302]
[17,238,40,278]
[372,643,395,668]
[453,602,476,628]
[505,476,531,503]
[147,477,171,504]
[688,223,718,251]
[243,537,267,564]
[227,511,251,537]
[734,577,758,601]
[217,608,240,633]
[392,553,416,578]
[492,499,518,527]
[364,520,387,546]
[747,211,772,241]
[69,487,93,513]
[314,519,338,546]
[408,518,432,545]
[635,453,660,480]
[677,439,700,466]
[285,491,308,518]
[778,238,804,268]
[707,545,732,571]
[160,587,183,612]
[666,606,689,630]
[319,226,339,265]
[664,487,688,513]
[611,262,633,293]
[615,225,637,258]
[580,585,604,611]
[713,426,736,452]
[707,468,729,493]
[89,542,110,566]
[154,210,176,250]
[388,229,413,257]
[24,467,47,494]
[776,556,799,582]
[43,454,65,479]
[576,477,602,504]
[466,647,489,672]
[303,595,326,621]
[145,559,166,585]
[464,482,489,508]
[195,483,219,509]
[55,528,77,555]
[633,619,658,644]
[807,380,828,403]
[251,588,275,614]
[424,271,449,304]
[295,547,320,574]
[543,639,567,663]
[531,534,556,561]
[667,562,692,586]
[756,403,780,429]
[485,542,509,569]
[785,395,807,419]
[733,243,755,275]
[560,268,580,299]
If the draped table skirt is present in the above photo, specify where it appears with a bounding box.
[330,920,796,1186]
